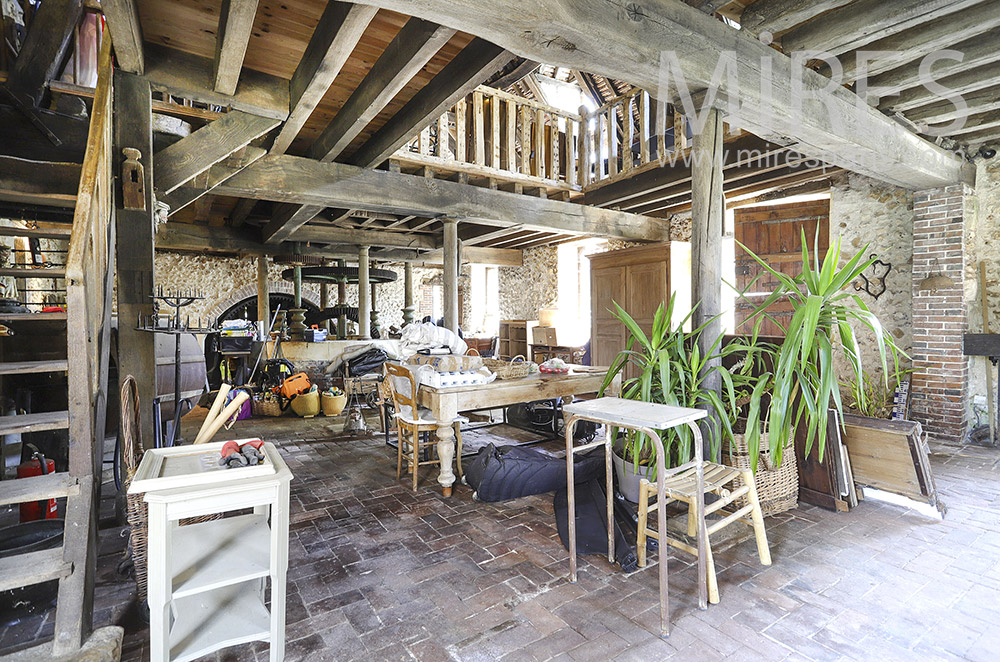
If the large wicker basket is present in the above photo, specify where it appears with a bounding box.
[482,355,531,380]
[252,394,283,417]
[724,430,798,516]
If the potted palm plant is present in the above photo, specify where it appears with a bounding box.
[736,230,906,469]
[598,294,744,501]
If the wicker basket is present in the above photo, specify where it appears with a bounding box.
[482,355,531,380]
[252,395,283,417]
[724,430,798,516]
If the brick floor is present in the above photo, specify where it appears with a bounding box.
[3,411,1000,661]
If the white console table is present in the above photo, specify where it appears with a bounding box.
[130,441,293,662]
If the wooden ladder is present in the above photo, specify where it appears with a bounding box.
[0,38,114,657]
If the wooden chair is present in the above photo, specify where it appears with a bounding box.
[383,363,465,491]
[637,462,771,604]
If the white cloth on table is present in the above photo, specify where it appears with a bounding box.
[389,365,470,425]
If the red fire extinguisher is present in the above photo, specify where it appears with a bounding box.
[17,447,58,522]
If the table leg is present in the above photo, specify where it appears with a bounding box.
[565,415,579,583]
[605,423,614,565]
[434,395,459,497]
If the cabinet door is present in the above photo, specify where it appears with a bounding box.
[591,265,625,368]
[625,260,668,337]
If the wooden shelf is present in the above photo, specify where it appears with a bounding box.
[0,471,77,506]
[0,410,69,436]
[0,359,68,375]
[169,580,270,662]
[171,514,270,599]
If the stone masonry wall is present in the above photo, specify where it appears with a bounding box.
[498,246,558,320]
[910,184,971,444]
[829,173,914,378]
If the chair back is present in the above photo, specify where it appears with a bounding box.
[384,362,418,413]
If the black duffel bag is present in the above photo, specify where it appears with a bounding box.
[464,443,604,502]
[348,348,388,376]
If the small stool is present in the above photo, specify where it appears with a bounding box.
[563,397,708,638]
[637,463,771,604]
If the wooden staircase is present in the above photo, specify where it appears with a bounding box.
[0,38,115,658]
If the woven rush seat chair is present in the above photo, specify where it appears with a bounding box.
[637,462,771,604]
[384,362,467,491]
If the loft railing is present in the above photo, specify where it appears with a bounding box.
[393,84,730,195]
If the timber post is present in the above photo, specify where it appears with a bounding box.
[359,246,371,338]
[691,107,724,455]
[256,255,269,332]
[443,217,459,333]
[403,261,415,325]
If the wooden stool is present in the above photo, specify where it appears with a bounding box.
[384,363,465,491]
[637,463,771,604]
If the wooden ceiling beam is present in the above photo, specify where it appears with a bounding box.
[294,224,438,250]
[459,224,525,245]
[420,245,522,266]
[835,1,1000,85]
[0,155,79,208]
[159,146,266,215]
[780,0,982,56]
[270,2,378,155]
[352,0,969,188]
[867,28,1000,96]
[7,0,82,107]
[907,86,1000,125]
[739,0,854,38]
[347,38,514,167]
[101,0,144,74]
[214,0,261,95]
[213,153,671,242]
[955,126,1000,147]
[309,18,456,163]
[925,108,1000,138]
[265,18,456,244]
[142,43,289,121]
[153,110,279,195]
[880,63,1000,113]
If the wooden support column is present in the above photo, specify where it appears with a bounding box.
[691,107,724,450]
[358,246,370,338]
[114,70,156,449]
[256,254,269,330]
[443,218,459,334]
[320,282,330,333]
[403,261,415,325]
[293,265,302,308]
[337,259,347,338]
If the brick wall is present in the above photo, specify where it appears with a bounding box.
[910,184,970,443]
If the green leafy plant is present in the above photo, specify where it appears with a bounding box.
[737,229,906,466]
[598,294,751,478]
[842,368,914,419]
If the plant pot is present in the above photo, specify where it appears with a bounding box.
[291,390,320,418]
[321,393,348,417]
[724,430,798,516]
[612,442,653,504]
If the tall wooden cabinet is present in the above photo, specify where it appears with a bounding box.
[588,242,691,368]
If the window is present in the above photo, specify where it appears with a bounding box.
[467,264,500,335]
[556,238,608,346]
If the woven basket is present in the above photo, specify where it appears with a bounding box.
[252,395,283,417]
[482,355,531,380]
[724,430,798,517]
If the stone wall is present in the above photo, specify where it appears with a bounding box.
[498,246,558,320]
[154,253,437,332]
[829,173,914,378]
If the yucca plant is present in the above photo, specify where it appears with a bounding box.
[597,294,751,479]
[738,229,906,467]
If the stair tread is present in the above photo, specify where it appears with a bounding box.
[0,359,68,374]
[0,410,69,435]
[0,471,78,506]
[0,311,67,321]
[0,546,71,592]
[0,267,66,278]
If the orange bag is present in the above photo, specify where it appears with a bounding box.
[279,373,311,400]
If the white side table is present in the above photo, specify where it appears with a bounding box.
[563,398,707,637]
[130,441,293,662]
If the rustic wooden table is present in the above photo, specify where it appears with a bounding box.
[416,367,619,496]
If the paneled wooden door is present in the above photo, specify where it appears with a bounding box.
[590,263,626,369]
[734,199,830,336]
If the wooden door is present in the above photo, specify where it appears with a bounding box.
[734,200,830,336]
[591,264,626,368]
[626,261,668,338]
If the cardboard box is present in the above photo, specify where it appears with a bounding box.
[408,353,483,372]
[532,326,558,345]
